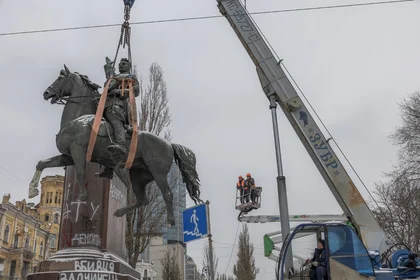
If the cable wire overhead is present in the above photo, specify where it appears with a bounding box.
[0,0,413,37]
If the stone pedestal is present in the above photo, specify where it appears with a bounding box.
[27,163,140,280]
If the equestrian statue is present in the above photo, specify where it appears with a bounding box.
[28,59,203,226]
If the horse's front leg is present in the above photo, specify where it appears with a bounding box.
[29,154,74,198]
[68,143,89,202]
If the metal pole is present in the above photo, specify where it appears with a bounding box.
[269,96,294,274]
[184,247,187,280]
[180,183,187,280]
[206,201,215,280]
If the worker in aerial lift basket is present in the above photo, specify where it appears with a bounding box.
[308,238,327,280]
[245,173,257,204]
[236,175,246,204]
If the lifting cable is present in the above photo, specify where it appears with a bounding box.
[113,0,135,72]
[86,0,138,168]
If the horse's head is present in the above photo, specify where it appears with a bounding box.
[43,65,77,104]
[44,65,101,106]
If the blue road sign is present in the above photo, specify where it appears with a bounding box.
[183,203,209,243]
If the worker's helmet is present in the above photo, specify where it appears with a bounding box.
[238,175,243,179]
[246,173,251,177]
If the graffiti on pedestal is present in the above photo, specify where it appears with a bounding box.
[62,184,101,223]
[83,216,97,231]
[59,272,119,280]
[74,260,115,271]
[110,184,125,204]
[59,260,118,280]
[71,233,101,247]
[60,180,103,248]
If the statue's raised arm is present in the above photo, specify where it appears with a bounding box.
[104,56,116,79]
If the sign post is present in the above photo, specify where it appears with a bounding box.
[183,201,214,280]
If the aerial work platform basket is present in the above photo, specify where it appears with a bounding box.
[235,186,262,213]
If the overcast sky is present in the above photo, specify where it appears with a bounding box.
[1,0,420,278]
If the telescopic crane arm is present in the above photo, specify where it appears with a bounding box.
[217,0,389,254]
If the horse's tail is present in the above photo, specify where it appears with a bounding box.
[171,143,203,205]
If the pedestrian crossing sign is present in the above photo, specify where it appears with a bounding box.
[182,203,209,243]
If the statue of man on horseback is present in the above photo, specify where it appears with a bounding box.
[29,64,203,223]
[97,57,140,179]
[28,0,204,222]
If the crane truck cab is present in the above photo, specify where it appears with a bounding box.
[277,223,383,280]
[277,223,420,280]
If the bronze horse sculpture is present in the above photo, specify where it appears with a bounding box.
[28,65,202,225]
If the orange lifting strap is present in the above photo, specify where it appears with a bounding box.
[86,78,138,170]
[86,77,112,163]
[125,79,138,169]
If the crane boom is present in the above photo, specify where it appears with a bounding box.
[217,0,389,253]
[239,214,347,224]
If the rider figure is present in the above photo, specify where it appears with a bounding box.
[96,57,139,179]
[236,175,246,204]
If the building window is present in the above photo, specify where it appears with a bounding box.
[58,192,62,204]
[0,259,4,276]
[54,213,59,224]
[34,240,37,253]
[55,192,58,204]
[143,270,150,280]
[22,261,30,278]
[50,235,56,249]
[9,261,16,277]
[25,235,30,249]
[50,192,53,203]
[39,241,43,256]
[13,234,19,248]
[45,213,50,222]
[3,225,9,242]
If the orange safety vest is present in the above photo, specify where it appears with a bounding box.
[237,180,246,189]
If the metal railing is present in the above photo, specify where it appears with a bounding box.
[235,187,262,208]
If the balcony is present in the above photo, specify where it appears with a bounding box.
[8,245,36,259]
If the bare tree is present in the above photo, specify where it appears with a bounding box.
[161,248,182,280]
[125,62,173,267]
[389,91,420,181]
[202,242,219,279]
[371,91,420,252]
[125,184,165,267]
[137,62,171,140]
[372,175,420,251]
[233,224,259,280]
